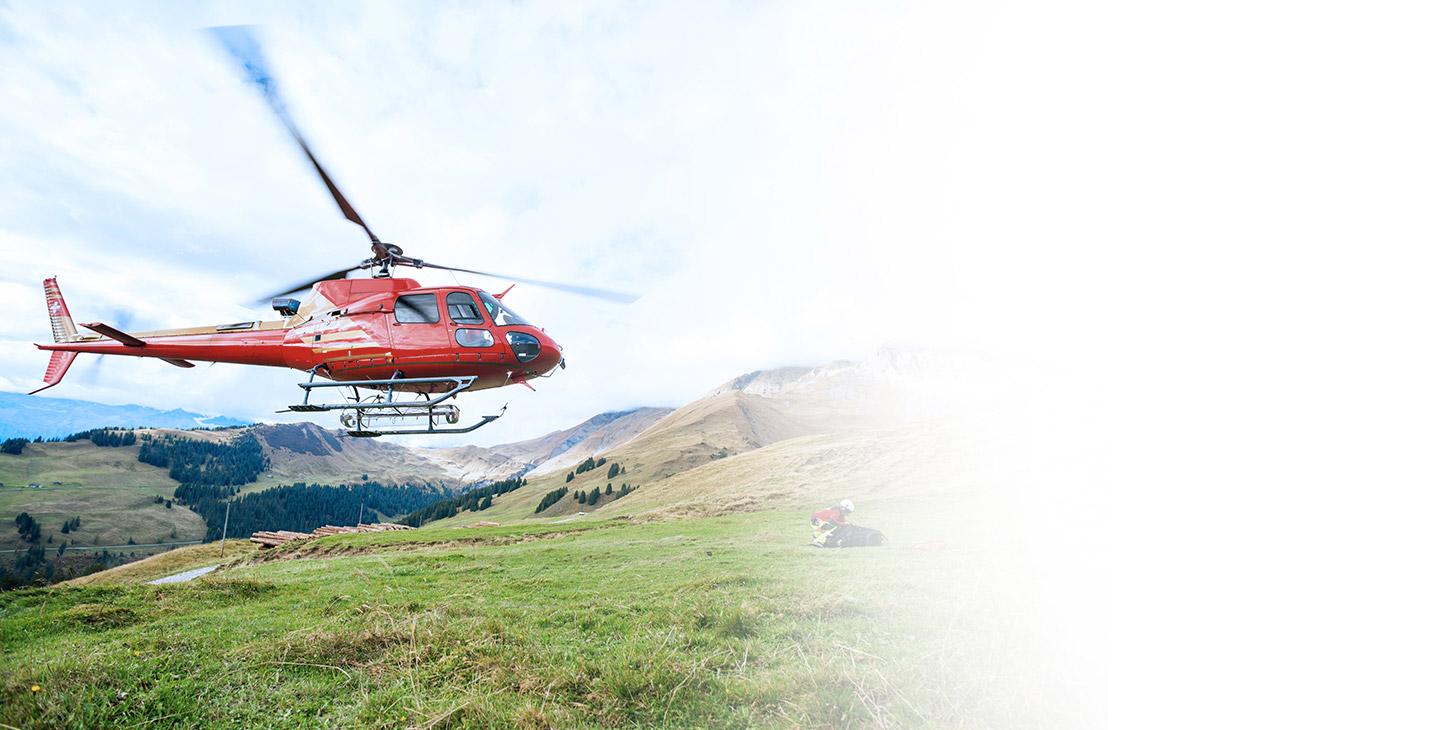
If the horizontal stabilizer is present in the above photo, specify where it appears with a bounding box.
[82,322,146,347]
[29,350,78,395]
[161,358,196,368]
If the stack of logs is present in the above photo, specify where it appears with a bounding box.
[249,522,412,548]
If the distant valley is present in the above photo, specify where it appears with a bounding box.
[0,391,248,440]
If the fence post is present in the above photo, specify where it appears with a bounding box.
[219,499,232,557]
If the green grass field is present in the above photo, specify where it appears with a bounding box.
[0,506,1095,728]
[0,445,203,554]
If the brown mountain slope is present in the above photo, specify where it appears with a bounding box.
[421,407,673,482]
[603,424,963,520]
[247,423,457,491]
[123,409,676,494]
[584,349,928,486]
[424,348,956,525]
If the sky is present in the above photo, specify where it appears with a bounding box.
[0,0,989,446]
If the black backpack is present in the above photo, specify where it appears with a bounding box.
[825,524,887,548]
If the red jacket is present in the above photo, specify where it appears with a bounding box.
[811,506,848,526]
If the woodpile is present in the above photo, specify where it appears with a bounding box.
[249,522,412,548]
[248,530,312,547]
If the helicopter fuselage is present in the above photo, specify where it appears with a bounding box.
[35,277,563,394]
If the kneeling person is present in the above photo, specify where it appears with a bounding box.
[810,499,854,547]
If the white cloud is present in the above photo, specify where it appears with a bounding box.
[0,1,998,446]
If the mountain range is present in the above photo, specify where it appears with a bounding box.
[2,347,957,540]
[229,407,674,491]
[0,391,249,440]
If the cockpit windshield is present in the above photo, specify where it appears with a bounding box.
[476,290,530,326]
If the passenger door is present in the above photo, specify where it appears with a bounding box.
[387,292,454,371]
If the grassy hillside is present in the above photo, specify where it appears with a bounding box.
[0,505,1095,728]
[62,541,259,586]
[88,424,457,495]
[420,424,955,529]
[0,428,450,575]
[0,443,204,553]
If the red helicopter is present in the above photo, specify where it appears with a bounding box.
[28,27,635,437]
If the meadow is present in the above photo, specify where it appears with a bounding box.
[0,444,203,554]
[0,507,1094,728]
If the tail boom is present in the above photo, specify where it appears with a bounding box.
[36,328,292,367]
[30,276,291,393]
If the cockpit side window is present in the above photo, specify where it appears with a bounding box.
[446,292,486,325]
[477,290,530,326]
[394,293,440,324]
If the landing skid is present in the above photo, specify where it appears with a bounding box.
[283,372,506,437]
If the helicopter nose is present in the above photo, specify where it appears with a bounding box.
[536,333,563,371]
[510,328,562,373]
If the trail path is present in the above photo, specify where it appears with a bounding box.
[146,564,219,584]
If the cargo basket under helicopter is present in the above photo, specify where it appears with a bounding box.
[285,372,505,437]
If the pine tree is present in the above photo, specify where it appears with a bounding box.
[607,462,621,479]
[480,495,493,510]
[534,487,569,513]
[14,512,41,542]
[566,472,575,483]
[589,487,601,504]
[606,483,613,495]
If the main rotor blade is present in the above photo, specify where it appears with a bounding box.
[255,266,363,306]
[210,26,384,253]
[417,262,640,304]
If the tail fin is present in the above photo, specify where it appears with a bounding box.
[31,277,80,395]
[43,277,79,343]
[29,351,78,395]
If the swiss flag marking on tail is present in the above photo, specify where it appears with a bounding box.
[41,276,78,343]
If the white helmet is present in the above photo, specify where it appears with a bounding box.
[839,499,855,513]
